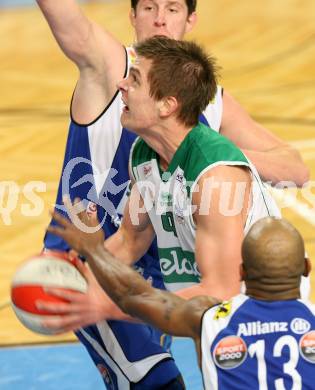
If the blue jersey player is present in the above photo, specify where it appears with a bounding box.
[35,0,309,388]
[43,120,182,388]
[200,217,315,390]
[48,212,315,390]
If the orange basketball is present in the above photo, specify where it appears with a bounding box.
[10,253,87,335]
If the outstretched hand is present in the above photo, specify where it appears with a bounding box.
[48,196,104,259]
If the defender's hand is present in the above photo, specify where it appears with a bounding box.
[48,196,104,259]
[36,259,119,334]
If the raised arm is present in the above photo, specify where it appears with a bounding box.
[36,0,126,122]
[176,165,251,301]
[220,90,309,186]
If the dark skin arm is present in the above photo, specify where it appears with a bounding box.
[47,206,219,349]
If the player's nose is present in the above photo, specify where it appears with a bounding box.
[154,9,166,27]
[117,78,128,93]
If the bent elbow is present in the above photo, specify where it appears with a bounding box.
[296,164,310,187]
[285,147,310,188]
[292,148,310,187]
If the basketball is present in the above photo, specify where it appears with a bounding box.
[10,253,87,335]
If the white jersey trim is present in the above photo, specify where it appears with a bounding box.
[202,86,223,131]
[297,298,315,315]
[129,136,140,183]
[87,91,124,196]
[201,294,248,390]
[79,327,131,388]
[79,322,172,384]
[96,322,171,382]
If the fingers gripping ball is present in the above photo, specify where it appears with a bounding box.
[10,253,87,335]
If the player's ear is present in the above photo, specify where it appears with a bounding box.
[185,12,197,34]
[303,257,312,277]
[158,96,178,118]
[129,8,136,28]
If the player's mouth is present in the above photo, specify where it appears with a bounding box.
[152,28,170,38]
[123,105,130,113]
[122,98,130,113]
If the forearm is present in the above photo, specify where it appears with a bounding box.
[105,298,140,323]
[243,146,309,187]
[104,233,136,266]
[104,227,152,266]
[36,0,95,66]
[86,244,154,313]
[220,91,309,187]
[86,246,200,336]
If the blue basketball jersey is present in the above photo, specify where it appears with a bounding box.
[43,121,177,389]
[201,294,315,390]
[43,47,223,388]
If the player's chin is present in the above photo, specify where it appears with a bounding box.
[121,118,140,136]
[121,110,137,127]
[120,112,130,128]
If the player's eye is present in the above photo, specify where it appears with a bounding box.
[131,73,139,85]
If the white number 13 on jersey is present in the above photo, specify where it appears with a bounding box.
[248,335,302,390]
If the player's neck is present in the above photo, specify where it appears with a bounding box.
[245,283,301,301]
[142,121,193,170]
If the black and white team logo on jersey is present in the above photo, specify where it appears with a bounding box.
[299,330,315,363]
[213,335,247,369]
[290,317,311,334]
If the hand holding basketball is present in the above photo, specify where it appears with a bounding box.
[10,252,87,335]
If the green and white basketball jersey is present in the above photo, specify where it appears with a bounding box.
[130,123,280,292]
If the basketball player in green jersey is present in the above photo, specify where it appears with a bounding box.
[36,0,309,335]
[47,37,281,306]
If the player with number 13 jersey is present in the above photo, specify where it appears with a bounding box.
[201,294,315,389]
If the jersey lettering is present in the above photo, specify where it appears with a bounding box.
[237,321,288,336]
[159,247,200,283]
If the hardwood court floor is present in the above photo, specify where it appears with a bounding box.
[0,0,314,345]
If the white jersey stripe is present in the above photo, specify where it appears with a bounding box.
[201,295,248,390]
[79,327,131,389]
[96,322,172,382]
[88,92,124,196]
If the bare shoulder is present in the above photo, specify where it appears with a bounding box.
[201,164,251,180]
[193,164,251,205]
[183,296,220,337]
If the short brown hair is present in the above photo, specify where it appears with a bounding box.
[131,0,197,15]
[134,36,218,127]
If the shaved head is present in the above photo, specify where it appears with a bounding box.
[242,218,305,293]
